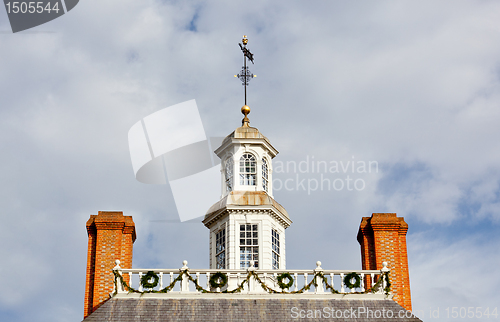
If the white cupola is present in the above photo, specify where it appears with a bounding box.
[217,105,277,198]
[203,104,292,270]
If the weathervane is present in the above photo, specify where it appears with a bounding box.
[235,35,256,126]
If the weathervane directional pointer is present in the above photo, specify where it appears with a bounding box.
[239,43,254,64]
[235,35,256,108]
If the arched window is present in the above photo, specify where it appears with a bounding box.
[262,158,268,192]
[239,153,256,185]
[225,158,233,192]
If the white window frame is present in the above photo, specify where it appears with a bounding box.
[272,229,280,269]
[225,157,233,192]
[239,153,256,186]
[239,223,259,268]
[215,228,226,269]
[262,158,269,192]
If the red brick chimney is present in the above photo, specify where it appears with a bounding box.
[357,213,412,311]
[84,211,136,319]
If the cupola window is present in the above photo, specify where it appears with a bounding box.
[272,229,280,269]
[262,158,269,192]
[225,158,233,192]
[239,153,256,185]
[240,224,258,268]
[215,228,226,269]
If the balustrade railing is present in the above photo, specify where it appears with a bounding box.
[112,260,390,296]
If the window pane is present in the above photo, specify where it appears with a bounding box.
[272,229,280,269]
[239,154,256,186]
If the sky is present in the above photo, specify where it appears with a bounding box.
[1,0,500,321]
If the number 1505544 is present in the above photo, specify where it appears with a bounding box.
[5,2,60,14]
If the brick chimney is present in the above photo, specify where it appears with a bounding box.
[357,213,412,311]
[84,211,136,319]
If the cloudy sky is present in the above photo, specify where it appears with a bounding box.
[1,1,500,321]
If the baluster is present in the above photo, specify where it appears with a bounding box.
[381,261,390,294]
[112,260,123,293]
[351,276,355,293]
[304,273,308,293]
[159,272,163,289]
[263,273,267,290]
[294,273,298,292]
[314,261,324,294]
[360,273,365,292]
[180,260,189,292]
[340,273,345,293]
[138,272,143,292]
[330,273,334,291]
[170,272,174,285]
[129,272,132,288]
[196,272,200,290]
[248,260,255,292]
[248,274,254,292]
[237,273,241,287]
[371,273,375,288]
[206,272,210,289]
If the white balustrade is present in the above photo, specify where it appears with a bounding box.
[112,259,390,296]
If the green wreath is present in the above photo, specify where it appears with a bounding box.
[209,272,228,289]
[140,271,159,289]
[343,272,361,289]
[277,272,294,290]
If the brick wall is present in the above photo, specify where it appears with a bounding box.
[357,213,412,311]
[84,211,136,319]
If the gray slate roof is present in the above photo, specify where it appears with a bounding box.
[83,298,423,322]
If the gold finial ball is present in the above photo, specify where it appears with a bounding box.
[242,35,248,45]
[241,105,250,116]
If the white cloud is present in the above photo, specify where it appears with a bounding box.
[409,231,500,321]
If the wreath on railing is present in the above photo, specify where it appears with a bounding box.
[276,272,294,290]
[209,272,228,289]
[140,271,159,289]
[343,272,361,289]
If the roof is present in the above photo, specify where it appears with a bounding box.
[203,191,291,227]
[224,125,269,141]
[83,297,423,322]
[215,125,279,158]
